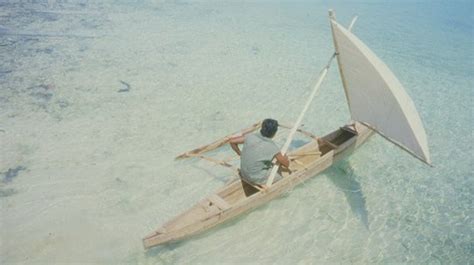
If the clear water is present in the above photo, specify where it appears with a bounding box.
[1,1,472,264]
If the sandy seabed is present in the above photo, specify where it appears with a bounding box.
[1,1,472,264]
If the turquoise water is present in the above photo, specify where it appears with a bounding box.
[1,1,472,264]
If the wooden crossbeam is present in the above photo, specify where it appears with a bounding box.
[278,123,319,140]
[288,151,322,157]
[188,154,238,171]
[176,122,262,159]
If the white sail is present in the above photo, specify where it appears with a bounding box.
[329,18,431,164]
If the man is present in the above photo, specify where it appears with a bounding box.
[229,119,290,189]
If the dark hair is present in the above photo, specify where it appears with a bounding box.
[260,119,278,138]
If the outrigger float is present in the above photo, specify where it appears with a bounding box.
[143,10,430,249]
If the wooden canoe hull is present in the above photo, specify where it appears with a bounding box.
[143,122,372,249]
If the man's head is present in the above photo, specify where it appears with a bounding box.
[260,118,278,138]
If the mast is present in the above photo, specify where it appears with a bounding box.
[329,10,353,117]
[266,11,358,187]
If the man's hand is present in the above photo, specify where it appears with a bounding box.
[259,184,269,192]
[275,152,290,168]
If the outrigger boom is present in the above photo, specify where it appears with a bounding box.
[175,122,262,160]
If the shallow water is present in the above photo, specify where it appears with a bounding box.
[1,1,472,264]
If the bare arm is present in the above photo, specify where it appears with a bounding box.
[229,135,245,156]
[274,152,290,168]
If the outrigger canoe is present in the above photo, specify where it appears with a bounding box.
[143,122,372,248]
[143,10,430,249]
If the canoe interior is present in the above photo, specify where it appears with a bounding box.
[144,125,362,248]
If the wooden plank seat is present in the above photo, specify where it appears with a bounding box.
[207,194,231,211]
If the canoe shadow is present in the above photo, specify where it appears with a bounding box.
[326,160,370,230]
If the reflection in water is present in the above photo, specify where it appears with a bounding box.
[191,164,235,184]
[327,160,369,229]
[289,139,309,149]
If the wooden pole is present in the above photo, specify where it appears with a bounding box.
[278,123,319,140]
[266,65,331,186]
[176,121,261,159]
[266,11,358,187]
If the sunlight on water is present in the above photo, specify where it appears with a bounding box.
[1,0,472,264]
